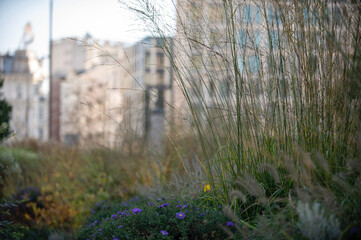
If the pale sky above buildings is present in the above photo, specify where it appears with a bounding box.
[0,0,176,59]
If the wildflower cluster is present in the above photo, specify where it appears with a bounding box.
[77,196,232,239]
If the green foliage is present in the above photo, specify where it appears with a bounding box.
[2,142,179,232]
[0,200,25,240]
[77,196,232,240]
[0,78,12,141]
[0,147,24,240]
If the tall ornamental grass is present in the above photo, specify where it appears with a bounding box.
[120,0,361,204]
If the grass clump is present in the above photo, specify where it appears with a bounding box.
[118,0,361,238]
[0,140,182,237]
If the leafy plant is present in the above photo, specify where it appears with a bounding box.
[77,196,233,240]
[0,78,12,142]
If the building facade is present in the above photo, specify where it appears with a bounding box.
[0,50,48,141]
[51,36,174,149]
[174,0,351,118]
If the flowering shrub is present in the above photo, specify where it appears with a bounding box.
[77,196,233,239]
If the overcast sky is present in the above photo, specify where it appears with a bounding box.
[0,0,176,59]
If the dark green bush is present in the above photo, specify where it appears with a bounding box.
[77,196,234,240]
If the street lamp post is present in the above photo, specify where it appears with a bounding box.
[49,0,53,140]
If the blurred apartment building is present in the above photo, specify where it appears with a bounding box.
[174,0,349,113]
[50,36,173,149]
[0,50,48,141]
[50,36,124,146]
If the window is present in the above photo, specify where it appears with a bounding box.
[244,5,252,23]
[309,54,318,73]
[249,55,260,73]
[325,7,331,25]
[64,134,79,146]
[254,31,261,47]
[333,6,342,25]
[157,52,164,67]
[267,7,282,25]
[220,78,231,98]
[311,9,318,25]
[145,51,150,67]
[303,7,310,25]
[238,55,260,74]
[238,30,261,48]
[39,107,43,120]
[0,58,3,72]
[39,128,43,140]
[156,89,164,109]
[254,6,261,24]
[238,30,247,48]
[157,69,164,84]
[4,58,14,73]
[268,31,279,49]
[16,85,22,99]
[238,56,244,73]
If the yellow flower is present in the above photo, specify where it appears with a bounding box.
[204,184,211,192]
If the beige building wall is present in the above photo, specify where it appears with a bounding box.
[0,50,48,141]
[54,36,174,149]
[174,0,350,125]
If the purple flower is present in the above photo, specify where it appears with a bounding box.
[132,208,142,214]
[118,225,123,228]
[98,228,102,231]
[111,214,117,219]
[147,202,154,206]
[158,203,169,208]
[160,230,168,236]
[113,238,119,240]
[131,196,139,202]
[177,204,188,209]
[122,202,128,206]
[197,211,208,217]
[350,227,359,234]
[226,221,234,227]
[176,212,186,219]
[122,210,130,216]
